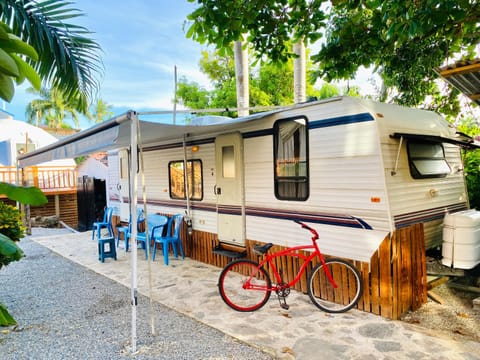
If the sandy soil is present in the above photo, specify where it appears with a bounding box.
[401,258,480,343]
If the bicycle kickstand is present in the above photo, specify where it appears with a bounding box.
[278,296,289,310]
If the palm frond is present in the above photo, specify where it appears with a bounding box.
[0,0,103,105]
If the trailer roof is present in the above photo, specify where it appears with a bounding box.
[436,59,480,106]
[16,109,284,167]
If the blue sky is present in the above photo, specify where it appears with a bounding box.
[4,0,211,128]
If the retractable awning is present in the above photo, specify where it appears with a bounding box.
[16,109,284,168]
[391,132,480,150]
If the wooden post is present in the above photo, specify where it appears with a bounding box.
[55,194,60,219]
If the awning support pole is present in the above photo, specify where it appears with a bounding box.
[137,116,156,336]
[183,134,191,217]
[129,110,139,353]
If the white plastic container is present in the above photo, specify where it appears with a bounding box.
[442,209,480,269]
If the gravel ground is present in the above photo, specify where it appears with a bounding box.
[401,258,480,343]
[0,230,273,360]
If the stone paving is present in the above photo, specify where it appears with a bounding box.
[31,230,480,360]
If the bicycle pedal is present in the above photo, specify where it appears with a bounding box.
[280,303,290,310]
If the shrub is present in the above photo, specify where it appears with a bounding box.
[0,202,25,242]
[0,184,46,326]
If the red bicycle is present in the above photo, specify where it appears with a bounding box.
[218,220,363,313]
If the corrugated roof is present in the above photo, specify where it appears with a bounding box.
[436,58,480,105]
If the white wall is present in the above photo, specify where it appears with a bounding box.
[78,156,108,180]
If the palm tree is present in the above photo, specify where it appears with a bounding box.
[90,98,114,123]
[0,0,102,110]
[26,87,90,129]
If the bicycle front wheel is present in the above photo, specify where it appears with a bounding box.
[218,259,272,312]
[307,258,363,313]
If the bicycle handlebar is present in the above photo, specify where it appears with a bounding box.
[294,220,319,239]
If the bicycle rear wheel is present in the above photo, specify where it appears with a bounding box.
[218,259,272,312]
[307,258,363,313]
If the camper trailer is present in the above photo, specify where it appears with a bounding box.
[107,97,479,319]
[19,96,479,319]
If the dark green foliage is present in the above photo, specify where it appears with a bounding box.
[0,232,24,269]
[464,150,480,210]
[0,0,102,108]
[0,183,47,325]
[186,0,479,111]
[0,201,25,243]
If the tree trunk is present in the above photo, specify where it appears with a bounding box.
[293,40,306,104]
[234,40,249,116]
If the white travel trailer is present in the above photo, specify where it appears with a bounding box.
[19,96,479,318]
[105,96,474,261]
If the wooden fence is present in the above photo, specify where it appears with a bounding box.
[2,193,78,229]
[31,193,79,229]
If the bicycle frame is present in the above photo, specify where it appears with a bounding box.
[244,223,337,292]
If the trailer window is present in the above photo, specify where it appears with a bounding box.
[169,159,203,200]
[274,116,309,200]
[407,141,450,179]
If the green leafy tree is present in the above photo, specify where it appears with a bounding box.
[177,49,296,113]
[202,50,296,110]
[455,116,480,210]
[177,50,241,114]
[313,0,479,108]
[186,0,325,62]
[177,48,354,113]
[177,80,211,111]
[254,58,294,106]
[186,0,478,111]
[0,20,40,102]
[0,0,102,109]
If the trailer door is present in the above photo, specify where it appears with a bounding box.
[215,132,245,246]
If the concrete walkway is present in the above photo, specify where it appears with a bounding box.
[31,231,480,360]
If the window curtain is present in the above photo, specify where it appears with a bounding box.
[276,120,307,199]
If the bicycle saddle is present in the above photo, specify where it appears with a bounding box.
[253,243,273,255]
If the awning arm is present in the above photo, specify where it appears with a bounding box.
[391,136,404,176]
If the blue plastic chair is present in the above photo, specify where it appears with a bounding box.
[127,213,168,260]
[92,207,114,240]
[152,214,184,265]
[116,209,144,251]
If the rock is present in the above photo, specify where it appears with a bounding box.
[473,297,480,312]
[31,215,60,228]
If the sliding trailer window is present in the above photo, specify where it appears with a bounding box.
[407,141,451,179]
[169,159,203,200]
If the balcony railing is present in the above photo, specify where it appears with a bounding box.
[0,166,77,194]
